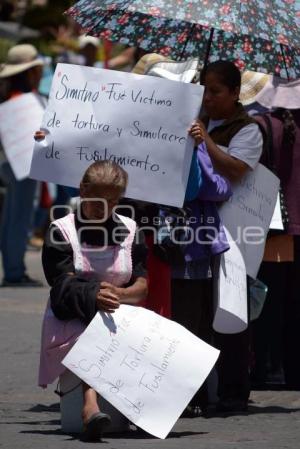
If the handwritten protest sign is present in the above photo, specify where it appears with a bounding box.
[213,228,248,334]
[0,93,44,180]
[218,164,279,279]
[30,63,203,207]
[63,305,219,439]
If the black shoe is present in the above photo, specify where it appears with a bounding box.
[216,398,248,413]
[81,412,111,442]
[2,274,43,287]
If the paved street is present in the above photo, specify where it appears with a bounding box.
[0,250,300,448]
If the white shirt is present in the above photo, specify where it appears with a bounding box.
[208,119,263,169]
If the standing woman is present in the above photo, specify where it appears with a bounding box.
[0,44,45,286]
[192,60,263,412]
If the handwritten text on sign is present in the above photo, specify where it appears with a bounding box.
[30,64,203,207]
[0,93,44,180]
[63,305,219,439]
[219,164,279,279]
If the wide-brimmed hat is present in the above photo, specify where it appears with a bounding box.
[240,69,300,109]
[0,44,44,78]
[240,70,271,105]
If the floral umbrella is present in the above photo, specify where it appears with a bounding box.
[66,0,300,79]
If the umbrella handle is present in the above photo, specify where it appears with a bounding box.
[178,23,197,61]
[202,28,214,74]
[280,44,290,82]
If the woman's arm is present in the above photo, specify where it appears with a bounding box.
[107,47,136,69]
[120,277,148,304]
[202,130,249,182]
[42,224,75,285]
[43,225,98,322]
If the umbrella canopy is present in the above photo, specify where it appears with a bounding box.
[67,0,300,79]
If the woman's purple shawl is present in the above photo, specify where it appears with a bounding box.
[184,143,232,262]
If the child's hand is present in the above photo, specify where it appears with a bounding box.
[34,130,46,141]
[188,120,206,146]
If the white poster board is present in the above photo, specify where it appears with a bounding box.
[0,93,44,180]
[63,305,219,439]
[213,228,248,334]
[218,164,280,279]
[30,63,203,207]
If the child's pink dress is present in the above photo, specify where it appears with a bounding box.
[38,212,136,387]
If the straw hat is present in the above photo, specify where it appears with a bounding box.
[240,70,272,105]
[0,44,44,78]
[240,69,300,109]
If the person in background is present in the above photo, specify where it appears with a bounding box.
[251,108,300,390]
[77,35,102,68]
[107,46,148,71]
[38,159,148,441]
[56,35,102,68]
[0,44,45,287]
[195,60,263,413]
[239,73,300,389]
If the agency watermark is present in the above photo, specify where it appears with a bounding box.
[49,199,266,250]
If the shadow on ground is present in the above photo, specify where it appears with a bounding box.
[27,403,60,413]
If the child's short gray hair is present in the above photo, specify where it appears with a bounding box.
[81,160,128,193]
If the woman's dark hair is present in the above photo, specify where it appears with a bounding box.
[200,60,241,91]
[8,69,33,93]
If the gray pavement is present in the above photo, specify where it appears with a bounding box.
[0,250,300,448]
